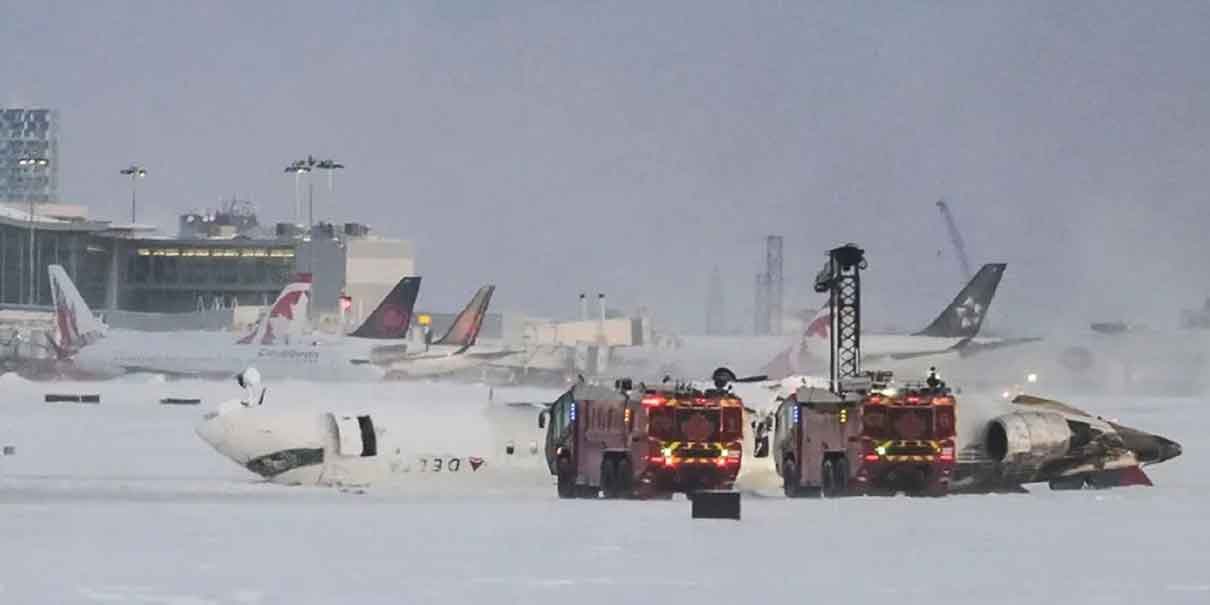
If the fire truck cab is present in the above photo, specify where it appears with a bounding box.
[539,379,745,499]
[772,373,957,497]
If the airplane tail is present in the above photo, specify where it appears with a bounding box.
[349,276,422,339]
[913,263,1006,338]
[763,305,830,379]
[47,265,106,355]
[236,274,312,345]
[433,285,495,349]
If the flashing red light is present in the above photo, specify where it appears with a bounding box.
[906,395,921,404]
[867,395,882,404]
[939,441,955,462]
[932,397,953,406]
[648,455,665,464]
[863,453,879,462]
[694,397,707,405]
[641,396,665,407]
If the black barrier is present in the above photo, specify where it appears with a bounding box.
[45,394,101,404]
[160,398,202,405]
[691,490,741,520]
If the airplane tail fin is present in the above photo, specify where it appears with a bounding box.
[237,274,312,345]
[433,285,495,349]
[763,305,829,379]
[913,263,1006,338]
[48,265,106,355]
[349,276,422,339]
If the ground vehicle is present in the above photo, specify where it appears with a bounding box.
[772,376,957,497]
[539,380,745,498]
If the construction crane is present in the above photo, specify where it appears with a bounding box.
[936,199,972,283]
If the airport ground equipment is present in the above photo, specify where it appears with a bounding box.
[538,377,745,499]
[771,374,957,497]
[691,490,741,520]
[813,244,867,392]
[770,243,958,496]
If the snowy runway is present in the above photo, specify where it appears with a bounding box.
[1,376,1206,604]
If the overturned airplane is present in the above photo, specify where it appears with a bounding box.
[952,394,1182,492]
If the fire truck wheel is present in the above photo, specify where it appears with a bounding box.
[556,469,575,498]
[783,459,800,498]
[600,459,618,498]
[833,457,849,494]
[821,459,837,497]
[615,457,634,498]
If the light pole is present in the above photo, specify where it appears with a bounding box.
[284,158,314,226]
[119,164,147,224]
[17,157,49,305]
[315,159,345,209]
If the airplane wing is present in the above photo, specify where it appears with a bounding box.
[1010,393,1098,419]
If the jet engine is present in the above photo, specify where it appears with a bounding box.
[985,412,1072,472]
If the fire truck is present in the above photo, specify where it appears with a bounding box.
[770,372,957,497]
[538,379,745,499]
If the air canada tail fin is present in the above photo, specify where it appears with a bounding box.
[349,276,422,339]
[434,285,495,349]
[914,263,1006,338]
[237,274,312,345]
[47,265,106,355]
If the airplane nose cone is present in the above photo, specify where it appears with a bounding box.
[196,414,235,459]
[1160,438,1182,463]
[195,402,252,466]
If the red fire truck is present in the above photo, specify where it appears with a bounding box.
[771,375,957,497]
[539,380,745,498]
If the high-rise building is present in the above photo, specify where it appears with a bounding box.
[0,108,60,203]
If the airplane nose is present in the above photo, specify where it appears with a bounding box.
[1161,438,1182,462]
[196,414,231,455]
[195,409,251,466]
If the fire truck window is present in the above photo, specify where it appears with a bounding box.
[722,409,742,437]
[649,409,675,439]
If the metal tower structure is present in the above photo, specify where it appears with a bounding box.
[813,243,867,393]
[765,235,784,335]
[753,272,768,335]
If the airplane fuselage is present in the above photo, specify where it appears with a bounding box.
[71,330,385,381]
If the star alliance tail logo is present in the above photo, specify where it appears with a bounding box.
[954,297,984,329]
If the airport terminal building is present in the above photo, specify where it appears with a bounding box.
[0,202,415,331]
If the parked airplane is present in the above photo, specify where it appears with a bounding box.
[45,265,420,381]
[763,263,1039,378]
[360,285,523,379]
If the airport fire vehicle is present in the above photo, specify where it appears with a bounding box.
[771,372,957,497]
[539,379,745,498]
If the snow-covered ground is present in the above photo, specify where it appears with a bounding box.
[0,374,1205,604]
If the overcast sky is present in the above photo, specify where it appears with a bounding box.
[3,1,1208,334]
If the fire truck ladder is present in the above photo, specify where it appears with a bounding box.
[814,244,867,394]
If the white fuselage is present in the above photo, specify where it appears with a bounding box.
[72,329,385,381]
[195,395,551,487]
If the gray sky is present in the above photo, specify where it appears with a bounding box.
[4,1,1208,333]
